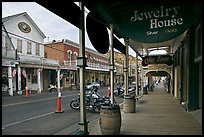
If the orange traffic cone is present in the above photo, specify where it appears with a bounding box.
[107,86,111,97]
[55,90,63,113]
[26,86,29,97]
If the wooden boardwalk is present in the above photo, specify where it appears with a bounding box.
[89,84,202,135]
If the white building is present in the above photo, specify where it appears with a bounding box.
[2,12,59,96]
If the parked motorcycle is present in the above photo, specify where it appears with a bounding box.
[114,84,124,97]
[48,84,57,92]
[70,86,111,112]
[114,84,136,97]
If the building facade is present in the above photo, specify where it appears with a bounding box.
[44,39,110,89]
[2,12,59,95]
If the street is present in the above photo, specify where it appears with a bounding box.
[2,87,124,135]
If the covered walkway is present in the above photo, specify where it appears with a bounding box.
[89,83,202,135]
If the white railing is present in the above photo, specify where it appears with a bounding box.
[63,60,109,70]
[63,60,77,70]
[86,62,109,69]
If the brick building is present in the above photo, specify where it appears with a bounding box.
[44,39,110,89]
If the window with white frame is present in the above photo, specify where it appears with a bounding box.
[27,41,32,54]
[17,39,22,53]
[67,50,72,64]
[74,52,78,60]
[5,35,12,49]
[36,43,40,56]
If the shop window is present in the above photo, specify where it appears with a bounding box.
[32,74,37,84]
[27,69,37,84]
[2,68,8,85]
[28,74,32,83]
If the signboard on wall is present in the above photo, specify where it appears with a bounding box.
[2,60,16,67]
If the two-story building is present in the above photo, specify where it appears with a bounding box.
[2,12,59,95]
[44,39,111,89]
[111,51,143,85]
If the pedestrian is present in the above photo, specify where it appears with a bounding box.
[167,77,171,93]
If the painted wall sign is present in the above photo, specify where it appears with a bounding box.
[2,60,16,67]
[18,22,31,33]
[119,4,194,43]
[142,55,173,66]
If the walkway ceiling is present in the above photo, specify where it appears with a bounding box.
[84,1,201,57]
[37,1,201,57]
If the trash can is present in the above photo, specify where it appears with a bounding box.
[123,95,136,113]
[99,104,121,135]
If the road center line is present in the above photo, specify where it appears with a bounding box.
[2,108,70,129]
[2,111,54,129]
[2,94,77,107]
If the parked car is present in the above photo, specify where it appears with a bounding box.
[92,82,100,87]
[85,82,100,90]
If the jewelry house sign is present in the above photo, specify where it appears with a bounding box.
[120,4,194,43]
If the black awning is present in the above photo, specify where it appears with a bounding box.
[37,2,126,55]
[86,11,126,54]
[86,11,109,54]
[37,2,80,29]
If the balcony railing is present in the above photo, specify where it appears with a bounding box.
[63,60,77,70]
[63,60,109,70]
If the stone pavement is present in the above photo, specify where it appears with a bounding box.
[88,84,202,135]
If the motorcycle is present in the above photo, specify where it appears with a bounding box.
[70,86,111,112]
[48,84,57,92]
[114,84,124,97]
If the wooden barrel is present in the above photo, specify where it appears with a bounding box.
[99,104,121,135]
[123,95,136,113]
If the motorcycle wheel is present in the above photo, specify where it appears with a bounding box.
[70,100,80,110]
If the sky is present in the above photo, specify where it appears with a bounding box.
[2,2,137,56]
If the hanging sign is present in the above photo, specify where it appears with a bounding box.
[119,3,194,43]
[142,55,173,66]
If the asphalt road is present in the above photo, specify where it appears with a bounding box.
[2,87,124,135]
